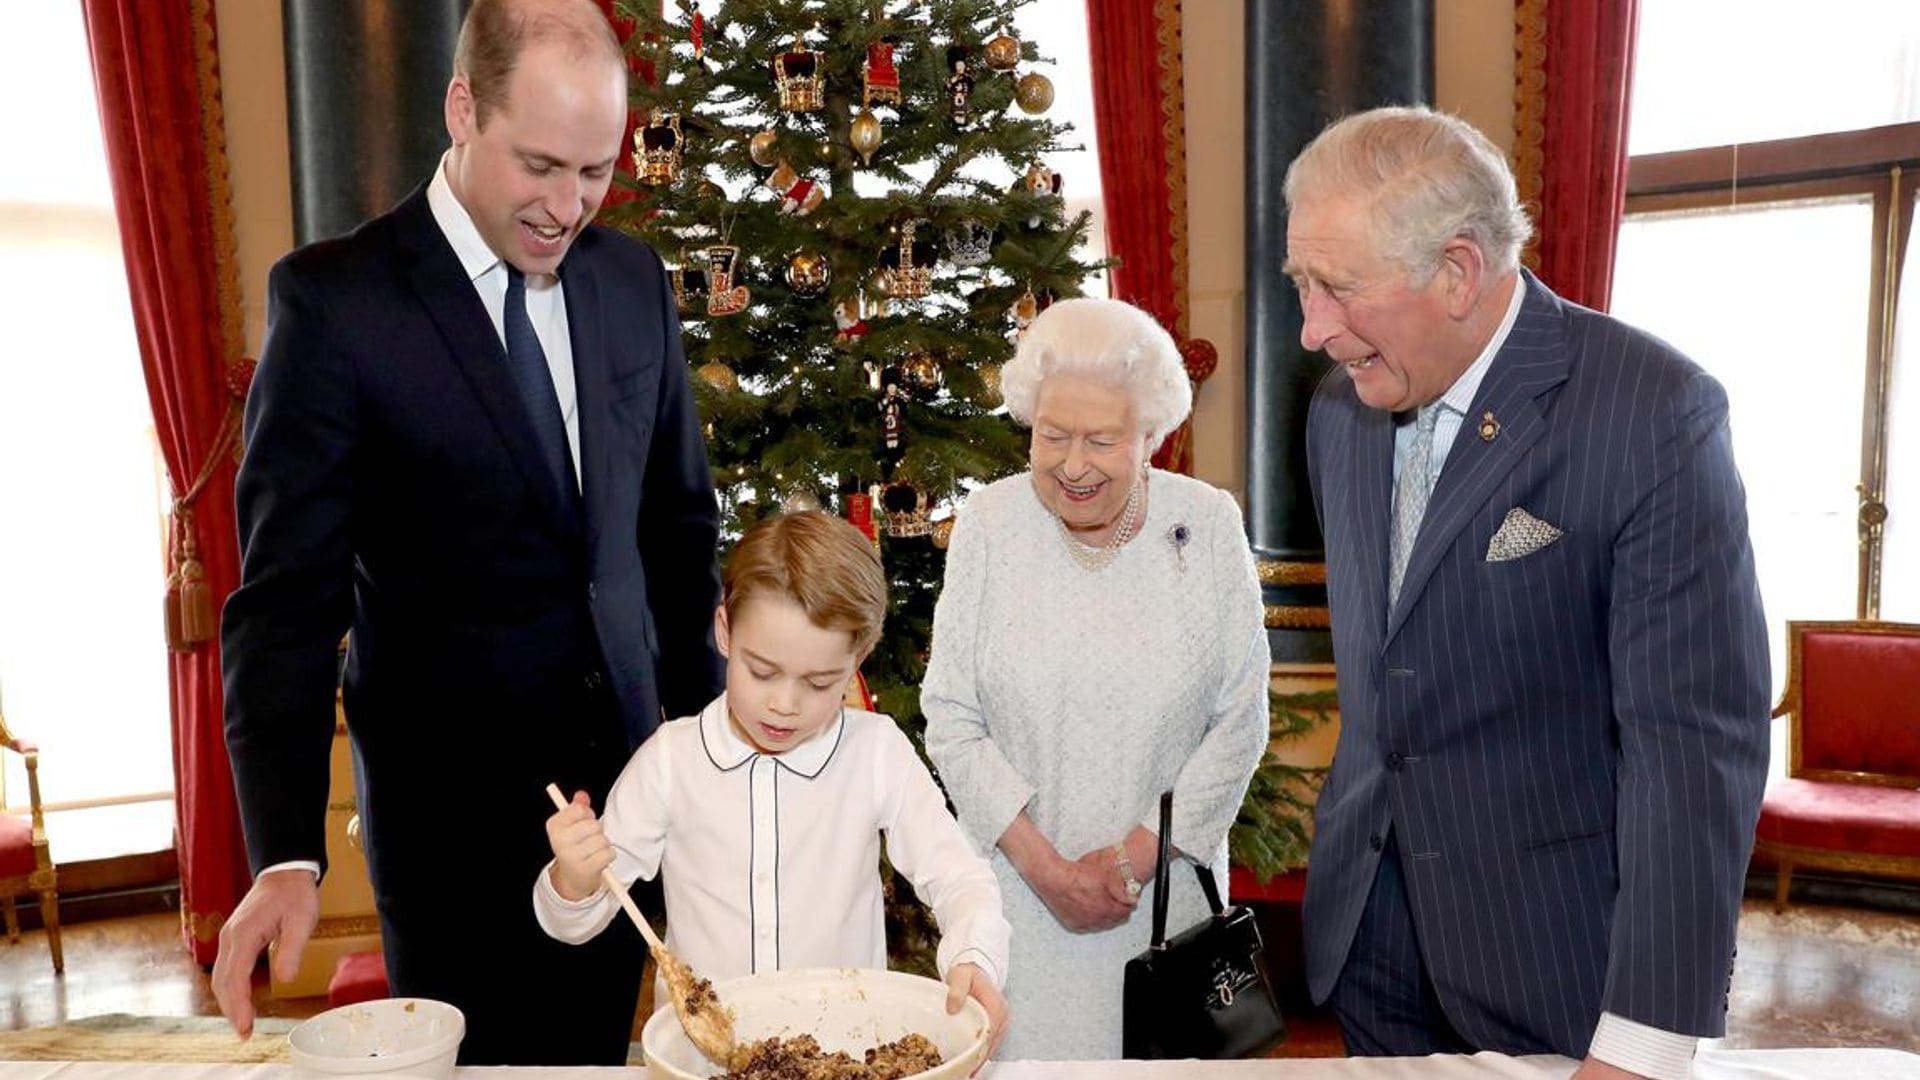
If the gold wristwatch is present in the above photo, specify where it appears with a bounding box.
[1113,842,1144,899]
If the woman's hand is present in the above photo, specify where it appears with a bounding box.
[544,788,613,901]
[1038,854,1136,931]
[944,962,1009,1069]
[999,812,1134,931]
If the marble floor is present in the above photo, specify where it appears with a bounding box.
[0,891,1914,1055]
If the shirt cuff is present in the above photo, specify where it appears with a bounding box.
[257,860,321,882]
[1590,1011,1697,1080]
[941,947,1002,991]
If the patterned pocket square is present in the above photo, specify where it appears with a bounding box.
[1486,507,1565,562]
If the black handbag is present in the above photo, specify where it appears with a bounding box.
[1122,791,1287,1059]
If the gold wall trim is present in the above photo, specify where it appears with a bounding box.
[1265,604,1331,629]
[1512,0,1548,274]
[1257,560,1327,586]
[311,915,383,940]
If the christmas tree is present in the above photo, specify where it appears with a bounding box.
[604,0,1102,740]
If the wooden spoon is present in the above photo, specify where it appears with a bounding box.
[544,783,738,1067]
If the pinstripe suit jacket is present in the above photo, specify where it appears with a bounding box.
[1302,272,1771,1055]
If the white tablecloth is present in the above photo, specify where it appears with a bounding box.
[1,1050,1916,1080]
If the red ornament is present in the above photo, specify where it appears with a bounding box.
[227,356,257,400]
[846,490,876,542]
[690,4,704,58]
[1179,337,1219,383]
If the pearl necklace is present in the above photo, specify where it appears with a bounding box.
[1057,471,1146,572]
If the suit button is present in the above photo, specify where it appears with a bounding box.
[587,581,598,603]
[1368,834,1384,852]
[584,671,605,691]
[1386,751,1405,771]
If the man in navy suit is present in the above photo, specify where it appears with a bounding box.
[1289,107,1769,1079]
[211,0,722,1063]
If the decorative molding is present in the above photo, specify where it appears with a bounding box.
[1257,560,1328,586]
[1264,604,1331,629]
[312,915,384,940]
[1512,0,1548,273]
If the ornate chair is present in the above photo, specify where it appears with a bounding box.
[1754,620,1920,911]
[0,707,62,972]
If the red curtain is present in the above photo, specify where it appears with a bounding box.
[1514,0,1641,312]
[1084,0,1214,474]
[82,0,252,964]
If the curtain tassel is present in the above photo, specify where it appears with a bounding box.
[165,506,214,651]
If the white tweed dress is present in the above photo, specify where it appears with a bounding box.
[922,469,1271,1060]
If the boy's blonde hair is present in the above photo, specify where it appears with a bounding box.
[723,511,887,656]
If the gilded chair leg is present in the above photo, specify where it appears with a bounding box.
[2,895,18,943]
[1773,863,1793,914]
[37,888,62,974]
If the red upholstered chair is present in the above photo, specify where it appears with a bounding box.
[328,949,390,1007]
[0,708,62,972]
[1754,620,1920,910]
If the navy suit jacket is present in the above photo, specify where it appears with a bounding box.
[221,184,723,917]
[1302,272,1770,1055]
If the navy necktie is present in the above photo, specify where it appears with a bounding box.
[502,265,579,514]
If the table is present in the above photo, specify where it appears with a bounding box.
[2,1050,1917,1080]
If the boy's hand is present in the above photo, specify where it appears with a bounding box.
[944,962,1008,1069]
[544,789,613,901]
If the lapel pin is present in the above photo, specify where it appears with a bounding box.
[1479,410,1500,442]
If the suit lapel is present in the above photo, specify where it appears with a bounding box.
[1349,404,1397,640]
[1385,273,1571,643]
[561,245,608,560]
[394,191,577,539]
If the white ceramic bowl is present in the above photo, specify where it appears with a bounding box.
[642,967,991,1080]
[287,998,465,1080]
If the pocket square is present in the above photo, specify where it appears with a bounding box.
[1486,507,1564,562]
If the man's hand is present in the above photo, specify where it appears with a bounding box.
[210,868,321,1039]
[943,962,1008,1072]
[544,789,613,900]
[1573,1056,1651,1080]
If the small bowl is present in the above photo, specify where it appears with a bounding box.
[287,998,465,1080]
[643,967,990,1080]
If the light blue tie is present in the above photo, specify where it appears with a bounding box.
[1388,405,1444,608]
[502,265,579,517]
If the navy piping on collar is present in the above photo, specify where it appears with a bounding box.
[698,705,849,779]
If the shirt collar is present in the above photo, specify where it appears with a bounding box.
[697,696,846,779]
[1436,271,1527,416]
[426,151,503,284]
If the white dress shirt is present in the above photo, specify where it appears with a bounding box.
[1394,273,1695,1079]
[533,696,1011,998]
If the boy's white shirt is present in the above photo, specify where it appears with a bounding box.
[533,694,1010,990]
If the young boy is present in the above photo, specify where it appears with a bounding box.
[534,511,1010,1049]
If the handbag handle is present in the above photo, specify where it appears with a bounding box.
[1148,790,1228,949]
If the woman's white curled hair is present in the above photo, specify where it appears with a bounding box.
[999,297,1193,445]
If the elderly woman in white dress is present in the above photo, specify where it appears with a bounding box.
[921,297,1271,1060]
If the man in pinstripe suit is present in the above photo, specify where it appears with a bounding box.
[1286,107,1770,1080]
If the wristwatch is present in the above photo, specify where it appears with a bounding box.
[1113,842,1144,899]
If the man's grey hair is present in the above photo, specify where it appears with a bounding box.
[1284,105,1533,280]
[1000,297,1192,446]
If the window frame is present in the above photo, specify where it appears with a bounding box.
[1625,121,1920,617]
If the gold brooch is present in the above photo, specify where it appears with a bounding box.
[1479,410,1500,442]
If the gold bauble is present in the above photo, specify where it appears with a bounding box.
[901,351,942,391]
[692,179,725,201]
[786,250,831,295]
[748,129,780,168]
[978,362,1003,405]
[850,108,884,165]
[983,29,1021,72]
[695,360,739,392]
[1014,72,1055,114]
[932,516,956,549]
[783,489,825,513]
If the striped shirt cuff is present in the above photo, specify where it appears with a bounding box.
[1590,1012,1698,1080]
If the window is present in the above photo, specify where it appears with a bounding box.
[1613,8,1920,777]
[0,4,175,850]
